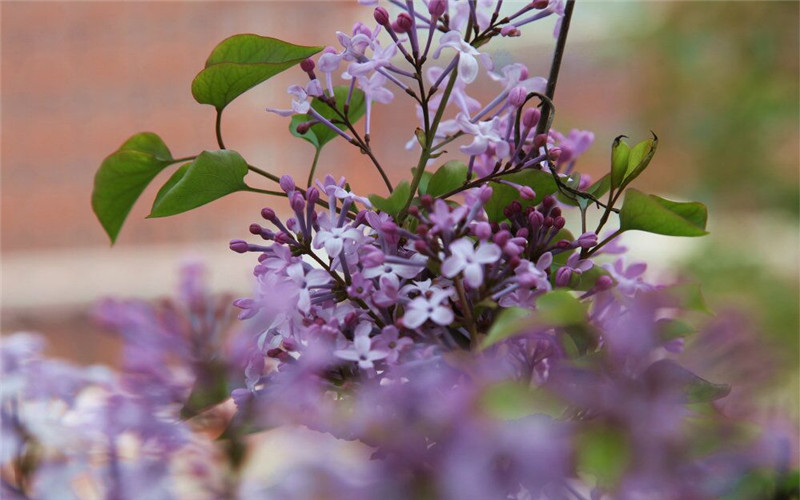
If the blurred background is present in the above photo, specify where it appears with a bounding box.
[2,2,797,416]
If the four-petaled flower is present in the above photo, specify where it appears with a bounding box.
[441,238,502,288]
[402,289,454,328]
[432,31,483,84]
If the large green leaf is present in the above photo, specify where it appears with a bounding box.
[92,132,174,243]
[192,35,322,110]
[368,181,410,219]
[290,86,366,150]
[149,150,249,217]
[426,161,468,197]
[483,169,558,222]
[620,189,708,236]
[577,426,631,487]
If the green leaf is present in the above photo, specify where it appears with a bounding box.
[484,169,558,222]
[417,171,433,195]
[479,382,566,420]
[664,283,713,314]
[180,360,230,419]
[656,318,695,342]
[610,135,630,189]
[560,174,612,207]
[92,132,174,243]
[368,181,410,219]
[290,86,366,151]
[643,359,731,403]
[620,189,708,237]
[426,161,468,197]
[192,34,322,111]
[577,427,631,487]
[481,307,532,349]
[149,150,249,218]
[480,291,588,350]
[621,133,658,187]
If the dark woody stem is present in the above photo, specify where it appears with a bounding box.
[536,0,576,137]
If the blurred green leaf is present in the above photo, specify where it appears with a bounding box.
[92,132,174,243]
[535,290,588,326]
[644,359,731,403]
[481,307,532,349]
[479,381,566,420]
[577,427,631,487]
[192,34,322,110]
[620,189,708,236]
[290,85,366,150]
[149,150,249,217]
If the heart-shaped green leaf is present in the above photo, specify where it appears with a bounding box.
[192,35,322,111]
[620,189,708,236]
[368,181,409,219]
[290,86,366,150]
[92,132,174,243]
[621,134,658,188]
[149,150,249,217]
[483,169,558,222]
[426,161,468,197]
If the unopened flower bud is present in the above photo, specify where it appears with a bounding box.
[519,186,536,200]
[550,207,561,217]
[300,58,315,72]
[543,216,554,227]
[290,192,305,212]
[261,207,277,222]
[275,232,292,244]
[477,184,493,203]
[548,147,562,161]
[473,221,492,240]
[555,267,572,287]
[528,211,544,229]
[414,239,429,254]
[428,0,447,17]
[508,256,521,268]
[556,239,571,249]
[296,121,312,134]
[420,194,433,209]
[542,196,556,209]
[509,201,522,213]
[501,25,521,37]
[595,275,614,291]
[516,228,529,239]
[394,12,414,33]
[534,133,548,149]
[280,175,296,193]
[306,187,320,204]
[553,216,566,230]
[229,239,250,253]
[407,205,420,217]
[361,248,385,267]
[522,108,541,128]
[374,6,390,25]
[494,230,511,247]
[577,232,598,248]
[508,87,527,108]
[532,0,549,9]
[415,223,429,236]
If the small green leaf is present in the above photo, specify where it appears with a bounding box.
[643,359,731,403]
[620,189,708,237]
[149,150,249,217]
[656,318,695,342]
[426,161,468,197]
[484,169,558,222]
[621,133,658,187]
[192,34,322,111]
[481,307,532,349]
[368,181,410,218]
[290,86,366,151]
[610,135,630,189]
[535,290,588,326]
[417,171,433,195]
[577,427,631,487]
[92,132,174,243]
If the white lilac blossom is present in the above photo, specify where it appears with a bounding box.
[441,237,502,288]
[432,30,483,83]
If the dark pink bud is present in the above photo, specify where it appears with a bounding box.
[542,196,556,209]
[519,186,536,200]
[394,12,413,33]
[300,58,315,72]
[553,216,566,230]
[407,205,420,217]
[296,122,312,134]
[261,207,277,221]
[374,6,390,25]
[516,228,529,239]
[275,232,292,244]
[280,175,296,193]
[534,134,548,149]
[249,223,263,235]
[420,194,433,209]
[508,256,521,268]
[509,201,522,213]
[532,0,549,9]
[548,147,562,161]
[543,216,554,227]
[522,108,541,128]
[508,86,527,108]
[414,239,429,254]
[528,211,544,228]
[551,207,561,217]
[229,239,249,253]
[556,239,571,249]
[428,0,447,17]
[500,25,521,37]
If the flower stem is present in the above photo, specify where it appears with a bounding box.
[307,147,322,188]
